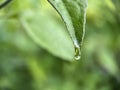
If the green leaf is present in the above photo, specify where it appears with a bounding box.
[1,0,75,61]
[20,9,74,61]
[48,0,87,60]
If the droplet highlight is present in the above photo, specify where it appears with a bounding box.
[74,40,81,60]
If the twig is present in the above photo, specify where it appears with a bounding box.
[0,0,12,9]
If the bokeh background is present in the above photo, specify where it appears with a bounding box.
[0,0,120,90]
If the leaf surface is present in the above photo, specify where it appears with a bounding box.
[20,9,74,61]
[48,0,87,60]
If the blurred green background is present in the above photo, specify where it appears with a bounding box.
[0,0,120,90]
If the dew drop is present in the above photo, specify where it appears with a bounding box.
[74,46,81,60]
[74,40,81,60]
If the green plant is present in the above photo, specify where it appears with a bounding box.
[19,0,87,61]
[0,0,120,90]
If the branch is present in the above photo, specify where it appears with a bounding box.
[0,0,12,9]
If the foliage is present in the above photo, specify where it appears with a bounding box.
[0,0,120,90]
[48,0,87,60]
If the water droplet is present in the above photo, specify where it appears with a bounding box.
[74,46,81,60]
[74,40,81,60]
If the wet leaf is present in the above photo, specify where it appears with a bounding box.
[48,0,87,60]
